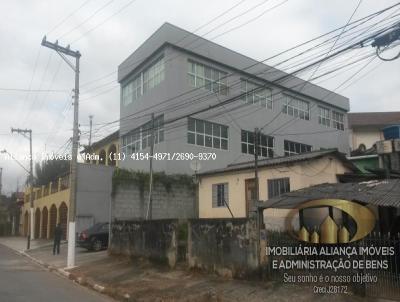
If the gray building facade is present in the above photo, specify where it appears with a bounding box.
[76,163,114,232]
[118,23,350,175]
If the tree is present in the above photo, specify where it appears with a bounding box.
[34,159,70,186]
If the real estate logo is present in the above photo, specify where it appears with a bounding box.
[287,199,376,244]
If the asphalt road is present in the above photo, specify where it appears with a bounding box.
[0,244,113,302]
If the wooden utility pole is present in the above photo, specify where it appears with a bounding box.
[11,128,33,249]
[146,113,155,220]
[41,36,81,268]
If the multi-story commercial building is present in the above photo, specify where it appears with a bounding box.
[118,23,350,174]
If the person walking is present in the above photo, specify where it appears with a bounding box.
[53,223,62,255]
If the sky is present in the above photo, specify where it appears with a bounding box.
[0,0,399,194]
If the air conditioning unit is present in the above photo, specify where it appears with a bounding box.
[376,140,393,154]
[393,139,400,152]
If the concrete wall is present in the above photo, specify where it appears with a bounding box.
[118,23,350,175]
[198,155,351,218]
[76,164,114,232]
[350,126,384,150]
[109,219,178,268]
[113,181,196,220]
[188,218,259,278]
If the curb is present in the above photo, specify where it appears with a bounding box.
[16,250,122,300]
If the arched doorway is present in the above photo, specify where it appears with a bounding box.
[59,202,68,240]
[34,208,41,239]
[99,149,106,165]
[108,144,117,166]
[49,204,57,238]
[42,207,48,239]
[23,211,29,236]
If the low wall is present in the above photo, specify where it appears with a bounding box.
[113,182,196,220]
[188,218,259,278]
[110,219,178,268]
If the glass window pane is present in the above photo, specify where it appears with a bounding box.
[241,130,247,142]
[221,126,228,138]
[205,135,212,147]
[241,143,247,153]
[196,134,204,146]
[213,124,221,137]
[188,132,195,144]
[221,139,228,150]
[196,120,204,133]
[205,122,212,135]
[213,137,220,149]
[188,118,195,131]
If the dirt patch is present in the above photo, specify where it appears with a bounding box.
[69,255,372,302]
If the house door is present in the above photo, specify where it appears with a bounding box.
[245,179,256,217]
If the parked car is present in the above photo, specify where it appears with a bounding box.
[77,222,109,251]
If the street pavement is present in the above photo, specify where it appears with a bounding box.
[0,244,114,302]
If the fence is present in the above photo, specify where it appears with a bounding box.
[188,218,259,278]
[110,219,179,268]
[264,230,400,300]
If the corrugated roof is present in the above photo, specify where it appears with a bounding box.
[348,112,400,127]
[198,149,352,176]
[258,179,400,209]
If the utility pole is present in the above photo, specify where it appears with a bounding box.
[254,128,259,202]
[11,128,33,249]
[146,113,155,220]
[41,36,81,268]
[254,128,263,268]
[88,115,93,148]
[0,167,2,196]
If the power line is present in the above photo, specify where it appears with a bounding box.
[46,0,93,35]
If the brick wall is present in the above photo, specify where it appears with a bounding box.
[112,182,196,220]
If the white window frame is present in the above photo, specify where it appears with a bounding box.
[240,79,272,109]
[332,111,345,131]
[187,118,228,150]
[284,140,312,156]
[212,183,229,208]
[187,60,228,95]
[121,56,165,106]
[121,115,164,155]
[318,106,331,127]
[241,130,274,158]
[282,95,310,120]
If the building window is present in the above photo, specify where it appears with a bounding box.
[143,57,165,93]
[240,80,272,109]
[212,183,229,207]
[122,80,133,106]
[284,140,312,156]
[187,60,228,95]
[332,111,345,131]
[318,106,331,127]
[282,95,310,120]
[121,115,164,155]
[121,56,164,106]
[268,178,290,199]
[187,118,228,150]
[241,130,274,158]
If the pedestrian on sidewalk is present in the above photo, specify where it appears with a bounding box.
[53,223,62,255]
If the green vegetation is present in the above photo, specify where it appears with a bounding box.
[112,168,195,196]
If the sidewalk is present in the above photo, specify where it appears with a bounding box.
[0,236,384,302]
